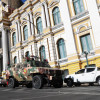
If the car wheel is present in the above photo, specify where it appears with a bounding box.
[67,79,73,87]
[97,78,100,86]
[32,75,43,89]
[8,78,16,88]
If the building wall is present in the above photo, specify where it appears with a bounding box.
[9,0,100,74]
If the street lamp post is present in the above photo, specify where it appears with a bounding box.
[84,51,89,67]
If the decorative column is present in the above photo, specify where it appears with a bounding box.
[48,35,57,61]
[17,20,21,42]
[44,2,50,27]
[41,4,46,29]
[2,28,8,71]
[15,22,19,43]
[86,0,100,47]
[29,12,35,35]
[59,0,77,56]
[27,14,31,37]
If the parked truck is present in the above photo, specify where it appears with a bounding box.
[64,67,100,87]
[6,56,64,89]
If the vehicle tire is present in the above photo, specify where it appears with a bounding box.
[32,75,43,89]
[8,78,16,88]
[97,77,100,86]
[53,80,63,88]
[26,82,32,88]
[67,78,73,87]
[74,83,81,87]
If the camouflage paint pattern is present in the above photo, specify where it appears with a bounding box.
[6,56,63,82]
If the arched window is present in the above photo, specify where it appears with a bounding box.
[52,7,61,25]
[25,51,30,57]
[57,39,67,59]
[12,32,16,46]
[14,56,17,64]
[23,25,28,40]
[36,17,43,34]
[73,0,84,15]
[80,34,93,53]
[39,46,46,61]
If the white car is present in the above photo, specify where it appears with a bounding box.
[64,67,100,87]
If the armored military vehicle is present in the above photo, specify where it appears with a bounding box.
[6,55,64,89]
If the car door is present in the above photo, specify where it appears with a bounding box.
[84,68,96,82]
[75,69,85,82]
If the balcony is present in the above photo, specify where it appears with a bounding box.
[51,22,64,33]
[71,11,89,22]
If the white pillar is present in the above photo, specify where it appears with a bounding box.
[41,4,46,29]
[2,28,8,71]
[27,14,31,37]
[86,0,100,47]
[29,12,35,35]
[48,35,57,61]
[44,2,50,27]
[59,0,77,56]
[15,22,19,43]
[17,20,21,42]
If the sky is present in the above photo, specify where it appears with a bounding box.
[22,0,26,3]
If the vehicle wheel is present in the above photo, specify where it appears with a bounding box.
[74,83,81,87]
[97,77,100,86]
[26,82,32,88]
[32,75,43,89]
[67,79,73,87]
[53,79,63,88]
[8,78,16,88]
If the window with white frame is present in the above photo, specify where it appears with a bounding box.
[23,25,28,40]
[73,0,84,15]
[57,39,67,59]
[36,17,43,34]
[80,34,93,53]
[39,46,46,61]
[12,32,16,46]
[14,56,17,64]
[52,7,61,25]
[25,51,30,57]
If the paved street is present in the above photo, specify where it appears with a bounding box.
[0,85,100,100]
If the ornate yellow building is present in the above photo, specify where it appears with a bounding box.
[2,0,100,75]
[0,0,23,74]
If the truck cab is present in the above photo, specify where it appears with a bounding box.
[64,67,100,87]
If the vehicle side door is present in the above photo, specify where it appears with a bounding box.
[84,68,96,82]
[75,69,85,82]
